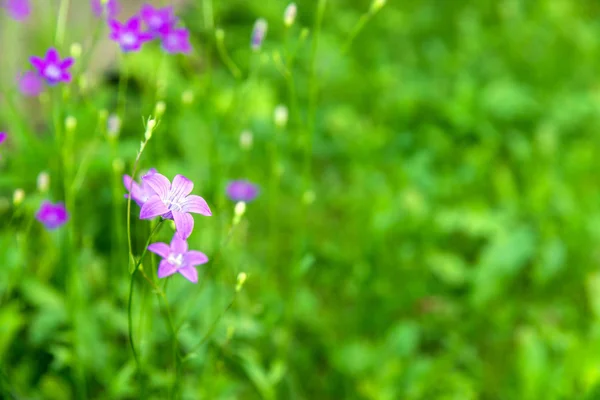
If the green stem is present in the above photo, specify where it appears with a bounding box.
[55,0,71,46]
[215,32,242,79]
[341,7,380,54]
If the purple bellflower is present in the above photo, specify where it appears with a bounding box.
[139,173,212,240]
[91,0,119,19]
[36,201,69,230]
[148,233,208,283]
[158,25,192,54]
[109,16,153,52]
[17,71,43,96]
[140,3,177,34]
[2,0,30,21]
[123,168,157,207]
[30,48,74,85]
[0,132,7,144]
[226,180,259,202]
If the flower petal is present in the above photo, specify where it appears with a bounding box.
[60,57,74,69]
[178,267,198,283]
[140,195,169,219]
[172,211,194,240]
[170,233,188,254]
[46,48,59,63]
[142,172,171,199]
[61,72,72,83]
[158,260,178,278]
[147,242,170,258]
[170,175,194,200]
[30,56,45,71]
[126,16,140,30]
[183,195,211,216]
[184,250,208,267]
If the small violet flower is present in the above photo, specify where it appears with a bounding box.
[158,25,192,54]
[30,48,74,85]
[226,180,259,203]
[148,233,208,283]
[2,0,30,21]
[251,18,268,51]
[123,168,157,207]
[36,201,69,230]
[109,16,153,52]
[17,71,43,96]
[0,132,7,145]
[140,173,212,240]
[90,0,119,19]
[140,3,177,34]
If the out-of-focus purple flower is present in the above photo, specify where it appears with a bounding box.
[90,0,119,19]
[158,25,192,54]
[148,233,208,283]
[109,16,153,52]
[2,0,30,21]
[140,3,177,34]
[123,168,157,207]
[251,18,268,51]
[0,132,7,144]
[36,201,69,230]
[17,71,43,96]
[30,48,74,85]
[226,180,259,202]
[140,173,211,240]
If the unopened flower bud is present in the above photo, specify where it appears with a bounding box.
[181,90,194,105]
[274,105,289,128]
[13,189,25,206]
[145,119,157,140]
[284,3,297,27]
[233,201,246,225]
[107,114,121,138]
[215,28,225,41]
[236,272,247,292]
[155,101,166,118]
[302,189,315,205]
[37,171,50,193]
[65,116,77,132]
[70,43,82,59]
[251,18,268,51]
[239,130,253,150]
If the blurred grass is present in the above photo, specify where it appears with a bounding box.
[2,0,600,398]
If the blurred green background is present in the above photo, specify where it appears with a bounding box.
[3,0,600,398]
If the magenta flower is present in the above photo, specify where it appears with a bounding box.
[17,71,43,96]
[0,132,6,144]
[123,168,157,207]
[140,3,177,34]
[30,48,74,85]
[148,233,208,283]
[158,25,192,54]
[2,0,30,21]
[140,173,211,240]
[109,16,153,52]
[36,201,69,230]
[226,180,259,202]
[90,0,119,19]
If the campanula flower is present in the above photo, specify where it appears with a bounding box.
[109,16,153,52]
[140,173,211,240]
[90,0,119,19]
[226,180,259,202]
[251,18,268,50]
[123,168,157,207]
[0,132,6,144]
[140,3,177,34]
[36,201,69,229]
[2,0,30,21]
[148,233,208,283]
[30,48,74,85]
[158,25,192,54]
[17,71,43,96]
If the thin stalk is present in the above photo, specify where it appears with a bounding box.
[215,31,242,79]
[341,6,383,54]
[55,0,71,46]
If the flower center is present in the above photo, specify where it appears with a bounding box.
[43,64,61,80]
[165,200,183,212]
[167,253,183,267]
[120,32,137,47]
[167,34,179,48]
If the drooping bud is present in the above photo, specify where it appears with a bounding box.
[145,119,157,140]
[13,189,25,206]
[251,18,268,51]
[233,201,246,225]
[284,3,297,27]
[37,171,50,193]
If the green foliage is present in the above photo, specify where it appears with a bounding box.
[2,0,600,398]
